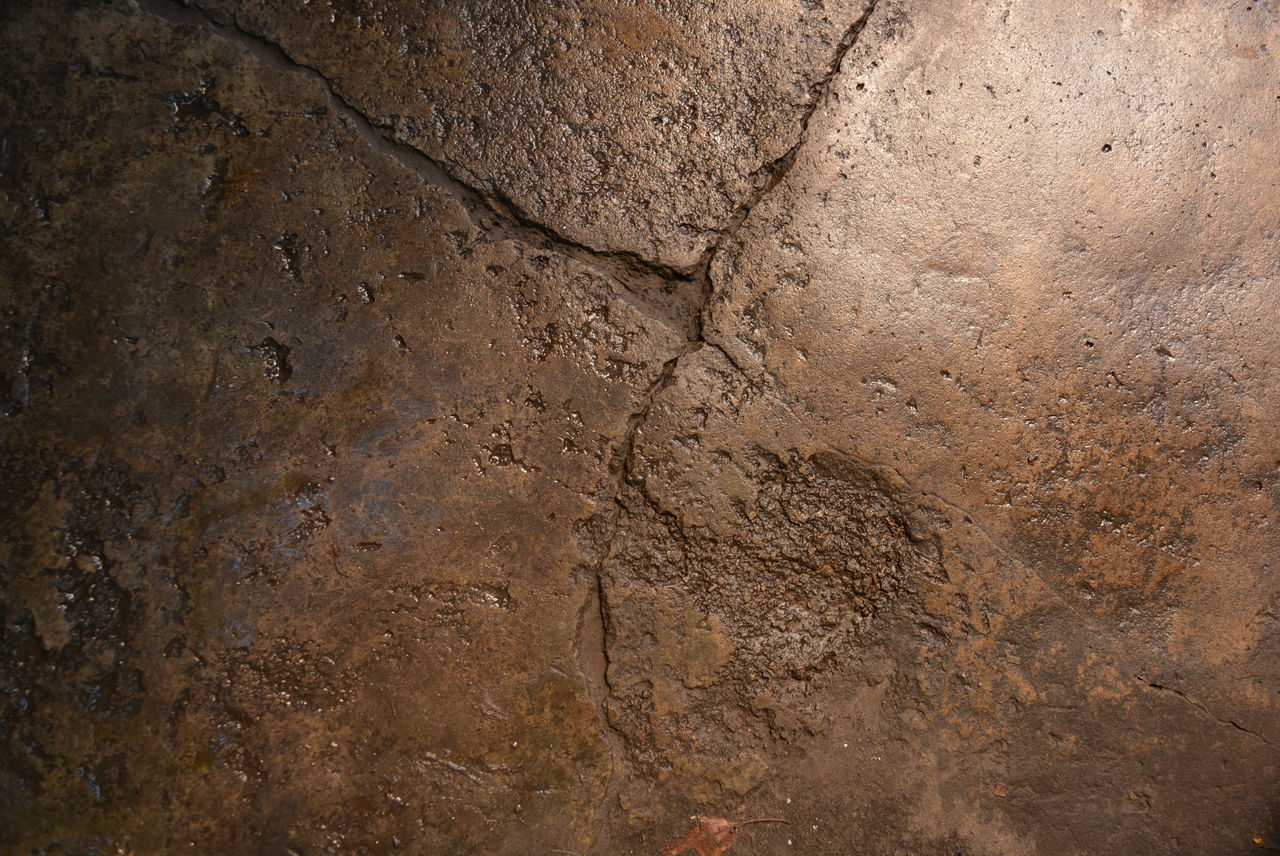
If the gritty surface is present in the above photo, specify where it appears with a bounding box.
[1,0,1277,854]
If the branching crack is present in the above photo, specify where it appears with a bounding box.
[137,0,883,820]
[607,0,880,494]
[1136,675,1274,749]
[583,1,881,790]
[136,0,693,295]
[138,0,877,343]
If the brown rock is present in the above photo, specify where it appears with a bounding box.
[1,0,1276,854]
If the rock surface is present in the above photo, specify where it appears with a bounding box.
[1,0,1277,854]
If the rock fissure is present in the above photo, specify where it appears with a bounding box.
[592,0,883,627]
[558,0,884,811]
[575,0,886,788]
[10,0,1278,850]
[612,0,884,490]
[1137,676,1274,749]
[137,0,880,417]
[137,0,693,296]
[142,0,891,814]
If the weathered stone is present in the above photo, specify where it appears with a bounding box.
[1,3,684,852]
[699,1,1280,851]
[185,0,877,269]
[2,0,1277,854]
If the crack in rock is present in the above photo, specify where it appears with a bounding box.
[577,0,888,793]
[1136,675,1275,749]
[585,0,881,707]
[136,0,692,295]
[611,0,883,515]
[137,0,879,446]
[137,0,884,823]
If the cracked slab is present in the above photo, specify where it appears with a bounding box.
[184,0,877,270]
[0,2,685,852]
[2,0,1278,854]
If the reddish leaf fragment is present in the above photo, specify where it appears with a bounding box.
[661,816,787,856]
[661,816,740,856]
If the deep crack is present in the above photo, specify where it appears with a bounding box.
[136,0,692,295]
[583,0,881,791]
[139,0,878,393]
[582,0,881,799]
[616,0,882,486]
[137,0,883,825]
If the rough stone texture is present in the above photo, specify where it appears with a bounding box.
[187,0,877,270]
[2,0,1278,855]
[0,4,684,852]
